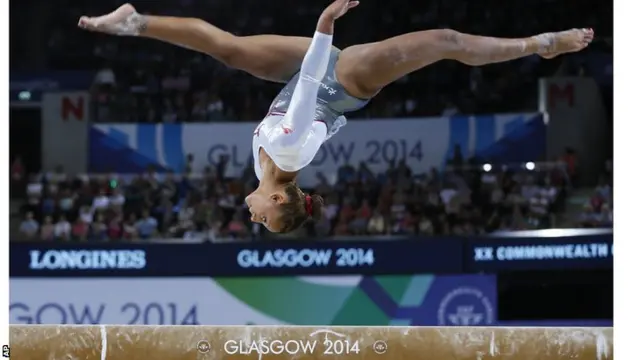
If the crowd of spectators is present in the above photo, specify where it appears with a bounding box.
[12,0,612,122]
[13,152,577,242]
[577,160,613,228]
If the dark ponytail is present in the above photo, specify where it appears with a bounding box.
[279,183,324,233]
[308,194,324,222]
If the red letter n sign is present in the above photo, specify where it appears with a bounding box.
[61,95,85,121]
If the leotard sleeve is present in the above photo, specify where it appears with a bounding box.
[269,31,333,150]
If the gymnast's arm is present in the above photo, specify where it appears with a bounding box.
[270,17,334,150]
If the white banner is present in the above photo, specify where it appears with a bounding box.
[9,275,496,326]
[42,91,89,173]
[90,113,542,186]
[10,278,283,325]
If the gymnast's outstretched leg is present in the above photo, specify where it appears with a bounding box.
[78,3,315,83]
[335,28,594,98]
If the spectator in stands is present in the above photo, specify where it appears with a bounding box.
[94,63,116,87]
[41,194,56,218]
[190,92,207,122]
[418,215,434,235]
[59,189,75,214]
[54,215,72,241]
[173,203,195,236]
[110,188,126,209]
[578,204,600,228]
[595,176,612,204]
[40,216,55,241]
[90,213,108,241]
[350,200,372,235]
[136,209,159,239]
[561,148,578,183]
[25,175,43,207]
[206,93,225,122]
[19,212,39,239]
[227,211,249,239]
[574,169,613,229]
[313,212,332,237]
[366,210,385,235]
[79,206,93,224]
[600,203,613,227]
[72,216,89,241]
[107,214,124,241]
[123,214,138,240]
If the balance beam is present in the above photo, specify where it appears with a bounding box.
[10,325,613,360]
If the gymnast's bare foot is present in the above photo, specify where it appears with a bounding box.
[536,28,595,59]
[78,3,144,36]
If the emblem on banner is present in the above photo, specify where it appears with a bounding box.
[437,286,494,326]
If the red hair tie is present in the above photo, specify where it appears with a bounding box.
[305,195,313,216]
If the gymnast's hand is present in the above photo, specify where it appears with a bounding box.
[321,0,359,21]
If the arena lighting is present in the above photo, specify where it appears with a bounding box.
[489,228,612,238]
[18,91,31,100]
[482,163,492,172]
[525,162,536,170]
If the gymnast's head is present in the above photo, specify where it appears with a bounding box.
[245,182,324,233]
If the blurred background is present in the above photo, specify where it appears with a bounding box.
[9,0,612,327]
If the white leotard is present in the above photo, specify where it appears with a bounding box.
[252,31,333,180]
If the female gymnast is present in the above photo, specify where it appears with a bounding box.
[79,1,593,233]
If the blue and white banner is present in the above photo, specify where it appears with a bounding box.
[90,113,544,186]
[10,276,607,326]
[9,275,496,326]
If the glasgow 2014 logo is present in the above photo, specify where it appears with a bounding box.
[437,286,494,326]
